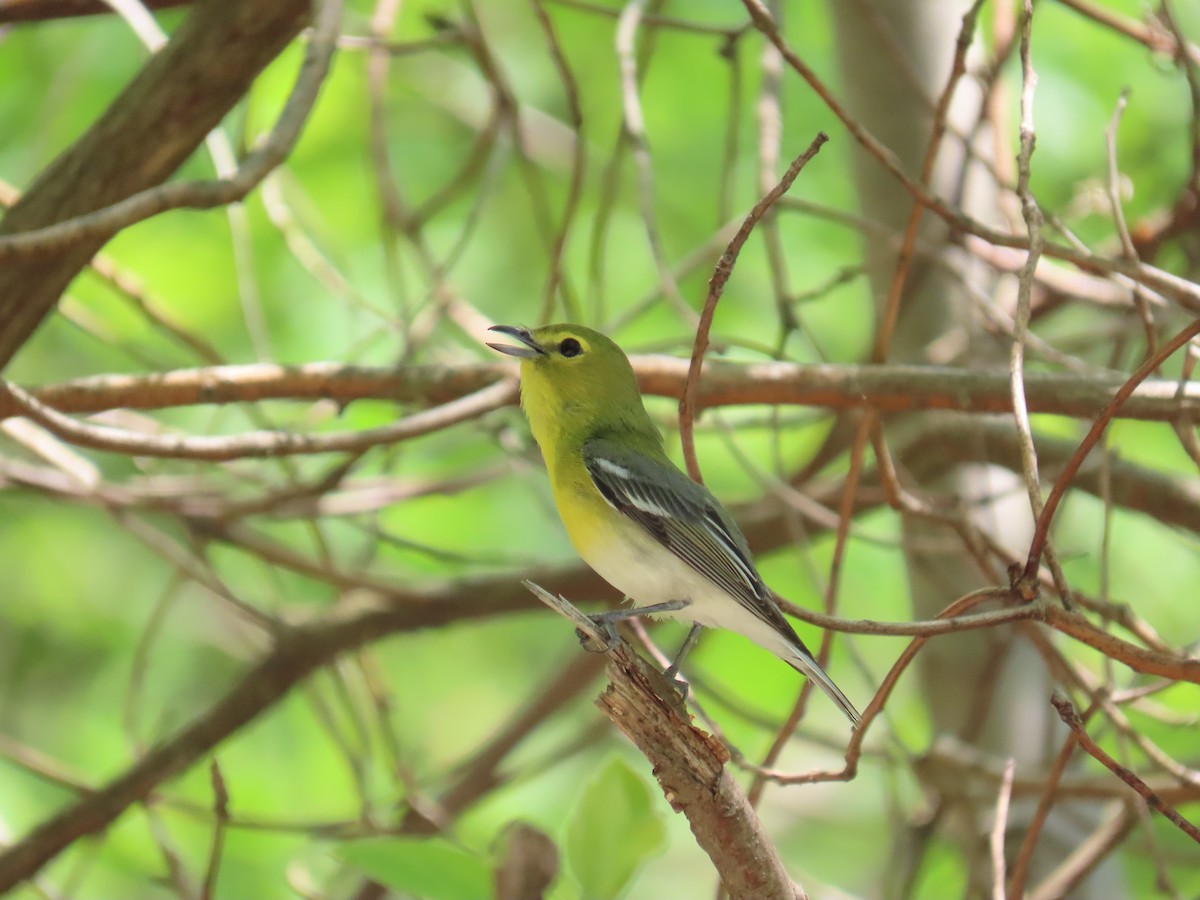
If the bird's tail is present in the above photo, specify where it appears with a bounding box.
[784,649,861,728]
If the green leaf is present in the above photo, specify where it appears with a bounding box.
[565,756,666,899]
[339,836,491,900]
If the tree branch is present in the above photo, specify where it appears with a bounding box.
[0,0,310,370]
[8,358,1200,424]
[0,564,610,893]
[1051,694,1200,844]
[597,646,803,900]
[523,582,803,900]
[0,0,191,22]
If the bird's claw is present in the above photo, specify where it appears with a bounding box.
[577,615,620,653]
[663,665,690,703]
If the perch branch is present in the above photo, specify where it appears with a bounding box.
[524,582,804,900]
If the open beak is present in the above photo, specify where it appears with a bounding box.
[486,325,545,359]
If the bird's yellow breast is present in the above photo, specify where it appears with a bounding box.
[546,448,619,560]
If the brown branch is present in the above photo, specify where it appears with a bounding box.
[0,0,340,264]
[1022,316,1200,584]
[12,362,508,418]
[760,588,1008,788]
[679,133,827,481]
[521,581,803,898]
[1010,0,1063,604]
[200,760,230,900]
[6,403,1200,557]
[1054,0,1200,65]
[11,359,1200,424]
[1039,605,1200,684]
[1050,694,1200,845]
[597,645,802,900]
[991,757,1016,900]
[0,377,517,461]
[0,564,614,893]
[0,0,191,22]
[740,0,1200,312]
[0,0,310,370]
[1006,716,1081,900]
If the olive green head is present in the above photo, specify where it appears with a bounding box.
[487,323,656,450]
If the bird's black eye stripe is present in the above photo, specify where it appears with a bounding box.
[559,337,583,358]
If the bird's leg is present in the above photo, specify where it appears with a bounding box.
[663,623,703,699]
[584,599,690,651]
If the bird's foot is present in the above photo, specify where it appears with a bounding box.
[577,614,620,653]
[662,666,690,703]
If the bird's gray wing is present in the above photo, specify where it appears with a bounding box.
[584,437,861,727]
[582,438,797,637]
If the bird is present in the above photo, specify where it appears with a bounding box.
[487,323,860,727]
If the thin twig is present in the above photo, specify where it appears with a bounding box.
[991,757,1016,900]
[531,0,586,322]
[1009,0,1067,604]
[873,0,986,362]
[1027,803,1135,900]
[1022,316,1200,584]
[1050,693,1200,845]
[678,134,827,481]
[0,377,517,461]
[616,0,693,322]
[1054,0,1200,65]
[762,588,1008,787]
[741,0,1200,312]
[199,760,230,900]
[1006,718,1081,899]
[1104,87,1157,355]
[0,0,344,259]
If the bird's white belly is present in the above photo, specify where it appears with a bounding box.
[578,517,743,631]
[573,512,813,667]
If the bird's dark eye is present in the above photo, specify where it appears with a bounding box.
[559,338,583,358]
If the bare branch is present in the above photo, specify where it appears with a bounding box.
[598,646,803,900]
[679,134,827,482]
[1050,694,1200,844]
[10,358,1200,425]
[0,0,311,369]
[1023,316,1200,583]
[0,0,191,22]
[0,566,611,893]
[0,377,516,460]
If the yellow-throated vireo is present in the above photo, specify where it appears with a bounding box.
[488,323,860,727]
